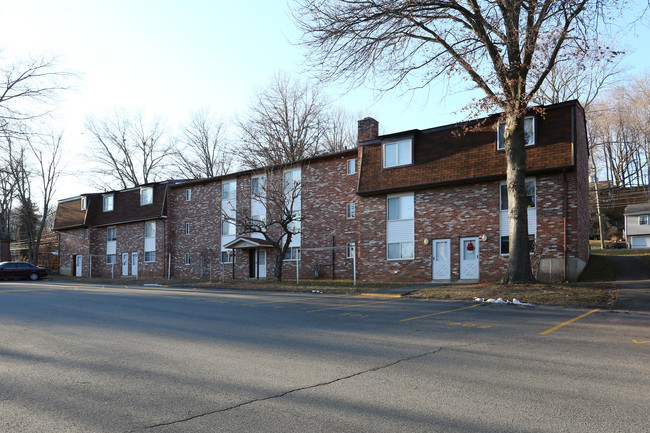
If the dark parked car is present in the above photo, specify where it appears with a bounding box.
[0,262,48,280]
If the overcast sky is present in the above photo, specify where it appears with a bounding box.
[1,0,649,201]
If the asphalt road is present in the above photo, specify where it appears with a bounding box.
[1,281,648,432]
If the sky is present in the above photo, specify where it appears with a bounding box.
[1,0,649,202]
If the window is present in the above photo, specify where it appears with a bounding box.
[221,250,234,264]
[283,247,301,261]
[284,168,301,193]
[144,221,156,238]
[252,214,266,230]
[144,251,155,263]
[383,139,412,168]
[222,180,236,200]
[222,218,236,236]
[106,254,117,264]
[185,222,191,235]
[103,194,114,212]
[500,181,536,211]
[140,187,153,205]
[346,203,356,219]
[387,195,414,221]
[84,229,89,239]
[81,196,87,210]
[346,243,355,259]
[251,176,265,196]
[387,242,414,260]
[107,227,117,242]
[640,215,648,225]
[184,253,191,265]
[497,116,535,150]
[287,211,301,233]
[500,235,536,255]
[185,189,192,201]
[346,159,356,175]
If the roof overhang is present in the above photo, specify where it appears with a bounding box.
[223,237,274,249]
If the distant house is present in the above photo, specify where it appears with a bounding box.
[0,238,10,262]
[624,203,650,248]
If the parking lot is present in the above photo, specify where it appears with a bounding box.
[1,281,648,432]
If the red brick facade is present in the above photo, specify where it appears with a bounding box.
[54,100,588,283]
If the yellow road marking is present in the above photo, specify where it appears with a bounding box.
[400,304,482,322]
[540,309,600,335]
[360,293,402,298]
[308,298,400,313]
[632,339,649,344]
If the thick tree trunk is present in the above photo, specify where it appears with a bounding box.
[501,112,535,283]
[273,252,283,281]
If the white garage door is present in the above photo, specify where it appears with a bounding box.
[630,236,650,249]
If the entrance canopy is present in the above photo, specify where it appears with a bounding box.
[223,236,274,250]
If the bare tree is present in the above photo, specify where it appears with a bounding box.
[1,53,73,134]
[322,107,357,153]
[293,0,634,283]
[4,130,64,264]
[171,110,231,179]
[533,38,625,111]
[0,161,15,244]
[226,168,305,280]
[85,110,173,189]
[236,73,330,169]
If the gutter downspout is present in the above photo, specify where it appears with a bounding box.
[562,170,569,281]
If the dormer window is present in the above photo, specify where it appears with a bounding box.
[80,196,87,210]
[497,116,535,150]
[383,139,412,168]
[140,187,153,205]
[103,194,114,212]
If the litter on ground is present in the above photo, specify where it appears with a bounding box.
[474,297,534,306]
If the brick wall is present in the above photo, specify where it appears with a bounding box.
[357,171,584,283]
[58,228,89,276]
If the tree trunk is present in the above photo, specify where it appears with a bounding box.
[501,112,535,283]
[273,251,283,281]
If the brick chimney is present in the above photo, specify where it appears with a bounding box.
[357,117,379,143]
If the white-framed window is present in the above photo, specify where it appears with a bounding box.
[640,215,648,225]
[346,243,355,259]
[103,194,114,212]
[221,250,234,264]
[287,211,301,233]
[383,139,412,168]
[144,221,156,238]
[346,203,356,219]
[500,235,536,255]
[107,227,117,242]
[386,192,414,260]
[184,253,191,265]
[346,158,356,175]
[185,189,192,201]
[140,187,153,205]
[283,247,301,261]
[185,222,191,235]
[387,194,414,221]
[500,180,536,210]
[497,116,535,150]
[251,175,266,196]
[144,221,156,263]
[106,254,117,265]
[222,179,236,200]
[387,242,414,260]
[252,214,266,230]
[222,218,236,236]
[81,196,87,210]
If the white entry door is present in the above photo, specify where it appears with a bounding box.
[432,239,450,280]
[131,252,138,277]
[75,255,83,277]
[258,250,267,279]
[460,237,479,280]
[122,253,129,275]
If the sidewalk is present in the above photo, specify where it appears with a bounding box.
[611,256,650,312]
